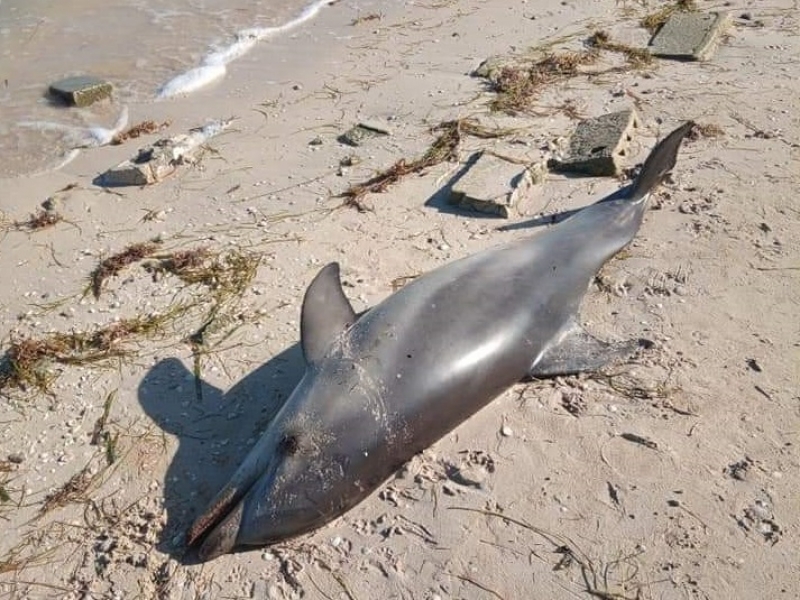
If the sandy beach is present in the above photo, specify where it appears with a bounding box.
[1,0,798,598]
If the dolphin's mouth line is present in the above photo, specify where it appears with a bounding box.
[187,486,238,546]
[188,447,282,549]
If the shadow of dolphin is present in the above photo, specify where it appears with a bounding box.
[138,343,305,561]
[496,184,633,232]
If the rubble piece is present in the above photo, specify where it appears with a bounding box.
[528,160,548,185]
[101,118,233,186]
[49,76,113,107]
[649,12,731,61]
[548,109,639,177]
[449,151,536,218]
[472,55,522,82]
[339,121,392,146]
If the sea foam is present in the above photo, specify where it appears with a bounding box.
[157,0,332,99]
[17,106,129,169]
[18,105,129,149]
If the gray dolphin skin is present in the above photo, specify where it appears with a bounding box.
[187,121,694,560]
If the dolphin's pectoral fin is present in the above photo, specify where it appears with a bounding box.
[301,262,357,364]
[527,325,650,378]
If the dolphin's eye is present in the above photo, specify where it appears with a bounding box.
[278,434,300,456]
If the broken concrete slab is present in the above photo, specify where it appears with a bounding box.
[548,109,639,177]
[101,118,233,186]
[649,12,731,61]
[101,146,176,186]
[449,151,539,218]
[339,121,392,146]
[49,75,113,107]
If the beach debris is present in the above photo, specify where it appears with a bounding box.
[340,118,511,210]
[10,193,71,232]
[143,247,261,305]
[49,75,113,107]
[746,358,763,373]
[472,54,521,81]
[350,13,382,26]
[477,49,600,113]
[101,118,234,186]
[0,310,179,394]
[649,12,732,61]
[737,498,782,545]
[640,0,698,34]
[607,481,622,507]
[0,244,261,394]
[586,30,652,67]
[90,240,162,299]
[561,390,587,415]
[619,432,659,450]
[112,119,171,144]
[687,122,725,140]
[449,151,538,218]
[724,457,753,481]
[548,109,640,176]
[13,208,63,232]
[339,121,392,146]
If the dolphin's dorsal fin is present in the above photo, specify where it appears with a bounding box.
[301,262,357,364]
[527,321,650,378]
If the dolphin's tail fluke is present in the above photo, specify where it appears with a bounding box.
[629,121,694,202]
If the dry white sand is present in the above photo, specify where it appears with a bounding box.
[1,1,798,598]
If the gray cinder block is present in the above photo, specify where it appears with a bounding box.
[649,12,732,61]
[548,109,640,177]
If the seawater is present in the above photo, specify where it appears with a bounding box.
[0,0,331,177]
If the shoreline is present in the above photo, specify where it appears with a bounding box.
[0,0,339,177]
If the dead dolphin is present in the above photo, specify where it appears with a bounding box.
[187,121,693,560]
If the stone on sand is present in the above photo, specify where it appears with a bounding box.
[339,121,392,146]
[49,75,113,107]
[548,109,640,177]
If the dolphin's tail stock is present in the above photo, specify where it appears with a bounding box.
[628,121,695,202]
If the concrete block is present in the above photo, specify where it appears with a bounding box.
[49,75,113,107]
[102,146,176,186]
[449,151,537,218]
[649,12,731,61]
[548,109,639,176]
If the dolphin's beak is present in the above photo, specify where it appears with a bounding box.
[186,481,248,560]
[187,443,281,560]
[197,499,245,560]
